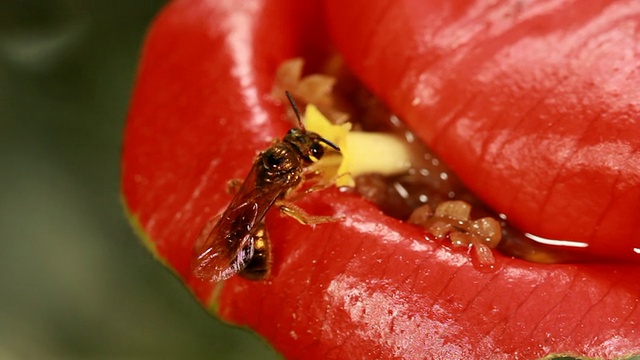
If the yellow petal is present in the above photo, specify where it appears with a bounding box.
[303,104,351,146]
[338,132,412,187]
[303,104,412,188]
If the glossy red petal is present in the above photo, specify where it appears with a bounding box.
[122,0,640,358]
[219,193,640,358]
[123,0,327,302]
[324,0,640,261]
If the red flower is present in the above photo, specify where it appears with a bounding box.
[122,0,640,358]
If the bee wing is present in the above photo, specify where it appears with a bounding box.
[192,202,259,281]
[191,164,285,282]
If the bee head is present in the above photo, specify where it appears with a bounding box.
[283,91,340,163]
[284,128,339,163]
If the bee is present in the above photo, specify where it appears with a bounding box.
[191,92,341,282]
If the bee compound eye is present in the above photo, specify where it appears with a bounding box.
[310,143,325,160]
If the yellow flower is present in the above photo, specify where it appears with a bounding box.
[304,104,412,187]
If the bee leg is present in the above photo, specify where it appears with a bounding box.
[225,178,243,195]
[302,171,352,195]
[283,173,336,202]
[276,200,342,225]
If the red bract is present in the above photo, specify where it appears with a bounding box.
[122,0,640,358]
[325,0,640,262]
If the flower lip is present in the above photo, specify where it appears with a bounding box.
[122,0,640,357]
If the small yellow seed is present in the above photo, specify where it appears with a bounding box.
[434,200,471,221]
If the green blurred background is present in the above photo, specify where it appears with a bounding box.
[0,1,277,358]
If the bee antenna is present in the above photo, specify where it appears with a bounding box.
[285,91,305,129]
[320,137,341,152]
